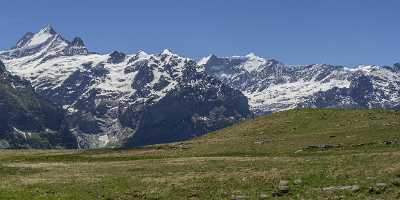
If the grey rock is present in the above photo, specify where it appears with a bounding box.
[294,179,303,185]
[383,140,400,145]
[279,180,289,186]
[351,185,361,192]
[230,195,248,200]
[278,180,290,193]
[305,144,341,150]
[368,183,388,194]
[278,185,289,193]
[391,178,400,186]
[0,60,6,73]
[322,185,360,193]
[107,51,126,64]
[376,183,388,188]
[294,149,303,154]
[259,193,269,199]
[70,37,85,47]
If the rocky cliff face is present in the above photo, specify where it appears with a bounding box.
[0,60,76,149]
[126,67,250,146]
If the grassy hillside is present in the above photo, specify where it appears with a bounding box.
[1,109,400,199]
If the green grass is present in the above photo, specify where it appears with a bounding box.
[0,165,45,176]
[1,109,400,199]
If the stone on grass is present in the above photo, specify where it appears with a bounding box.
[368,183,388,194]
[391,178,400,186]
[294,149,303,154]
[259,193,269,199]
[230,195,248,200]
[279,180,289,186]
[322,185,360,193]
[376,183,387,189]
[278,180,290,193]
[294,179,303,185]
[351,185,361,192]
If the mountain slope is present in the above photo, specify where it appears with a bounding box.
[0,60,76,148]
[171,108,400,156]
[199,54,400,114]
[0,26,250,148]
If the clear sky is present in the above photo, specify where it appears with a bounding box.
[1,0,399,66]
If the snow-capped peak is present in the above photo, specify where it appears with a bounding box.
[38,25,57,35]
[161,48,175,56]
[245,52,258,58]
[136,50,150,58]
[198,53,269,73]
[16,25,58,49]
[238,53,266,72]
[197,54,214,66]
[244,52,265,61]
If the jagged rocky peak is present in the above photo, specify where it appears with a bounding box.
[160,49,182,61]
[137,50,149,58]
[394,63,400,71]
[198,54,219,66]
[70,37,85,47]
[11,25,84,51]
[0,25,92,59]
[245,52,263,60]
[39,25,57,35]
[108,51,126,64]
[14,32,35,49]
[137,49,148,55]
[127,50,150,63]
[161,48,176,56]
[208,54,219,60]
[64,36,88,55]
[234,53,267,72]
[16,25,58,49]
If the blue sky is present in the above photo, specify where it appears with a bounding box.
[1,0,399,66]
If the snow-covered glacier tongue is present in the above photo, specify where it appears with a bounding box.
[0,26,251,148]
[199,54,400,115]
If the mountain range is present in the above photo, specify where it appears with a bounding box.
[200,54,400,114]
[0,25,399,148]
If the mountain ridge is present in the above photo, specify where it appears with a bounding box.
[0,25,398,148]
[198,53,400,114]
